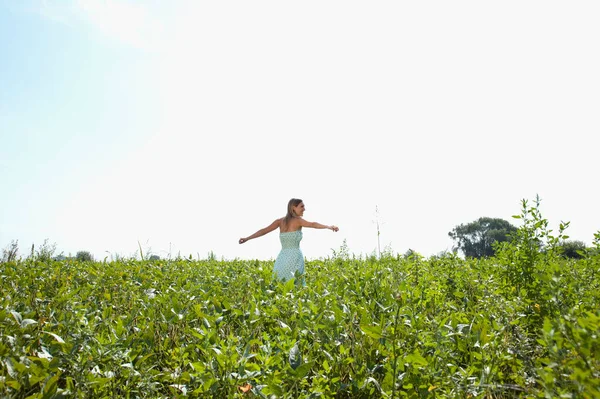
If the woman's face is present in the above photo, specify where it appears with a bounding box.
[293,202,305,217]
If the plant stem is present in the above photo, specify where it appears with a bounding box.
[391,300,402,399]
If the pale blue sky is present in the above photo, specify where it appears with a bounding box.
[1,1,599,261]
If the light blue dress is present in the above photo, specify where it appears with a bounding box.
[273,230,305,284]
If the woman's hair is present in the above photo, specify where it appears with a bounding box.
[283,198,303,228]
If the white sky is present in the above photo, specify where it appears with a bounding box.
[1,1,598,261]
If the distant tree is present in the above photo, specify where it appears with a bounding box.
[449,217,517,258]
[149,254,160,261]
[76,251,94,262]
[559,240,587,259]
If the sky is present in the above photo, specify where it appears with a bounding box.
[1,0,598,261]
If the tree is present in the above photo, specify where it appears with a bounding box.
[76,251,94,262]
[559,240,587,259]
[449,217,517,258]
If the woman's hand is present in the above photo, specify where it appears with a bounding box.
[239,237,248,244]
[330,225,339,232]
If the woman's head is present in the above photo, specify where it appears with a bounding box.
[284,198,304,226]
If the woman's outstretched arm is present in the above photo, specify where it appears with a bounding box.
[239,218,281,244]
[299,218,339,232]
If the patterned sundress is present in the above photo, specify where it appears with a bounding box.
[273,230,305,284]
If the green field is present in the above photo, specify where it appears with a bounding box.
[1,245,599,398]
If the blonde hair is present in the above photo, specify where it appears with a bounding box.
[283,198,303,228]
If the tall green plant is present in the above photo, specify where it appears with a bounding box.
[31,238,57,263]
[494,195,569,293]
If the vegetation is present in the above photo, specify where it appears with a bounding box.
[1,199,598,398]
[31,239,57,263]
[75,251,94,262]
[559,240,588,259]
[449,217,517,259]
[1,240,18,263]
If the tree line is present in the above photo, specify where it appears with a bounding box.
[448,216,590,259]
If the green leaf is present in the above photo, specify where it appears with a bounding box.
[21,319,38,328]
[11,311,22,324]
[283,277,296,292]
[42,374,59,399]
[264,384,284,396]
[278,320,291,330]
[294,361,314,378]
[42,331,65,344]
[360,324,383,339]
[404,351,428,367]
[30,374,47,385]
[5,380,21,390]
[289,342,301,370]
[361,377,384,394]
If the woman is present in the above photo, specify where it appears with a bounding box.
[239,198,339,284]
